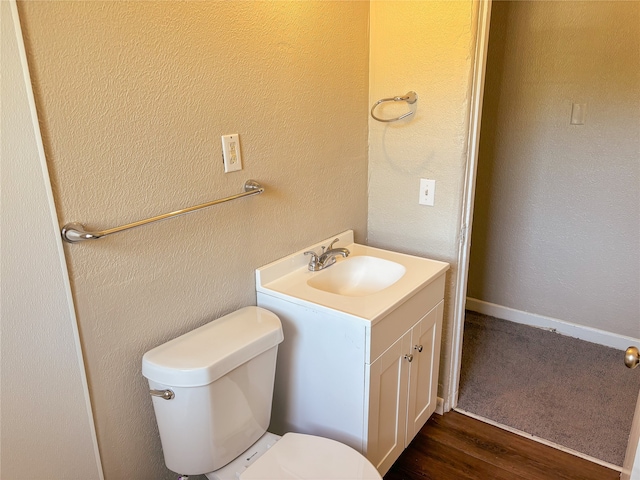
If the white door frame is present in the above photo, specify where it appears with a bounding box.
[446,0,492,412]
[447,2,640,476]
[622,389,640,479]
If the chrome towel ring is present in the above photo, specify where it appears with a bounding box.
[370,91,418,123]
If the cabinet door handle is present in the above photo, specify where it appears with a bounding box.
[414,345,423,352]
[404,354,414,362]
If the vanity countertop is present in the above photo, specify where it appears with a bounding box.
[256,230,449,324]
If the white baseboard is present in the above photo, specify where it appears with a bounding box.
[435,397,444,415]
[465,298,639,351]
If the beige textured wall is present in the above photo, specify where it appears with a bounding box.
[17,2,369,478]
[368,1,476,399]
[1,2,101,478]
[468,1,640,338]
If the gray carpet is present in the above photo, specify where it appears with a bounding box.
[458,311,640,466]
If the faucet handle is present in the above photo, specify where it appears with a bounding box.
[327,238,340,250]
[304,251,320,271]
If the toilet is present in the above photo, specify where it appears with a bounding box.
[142,306,382,480]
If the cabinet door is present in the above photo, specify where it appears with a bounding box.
[366,332,411,476]
[405,301,444,444]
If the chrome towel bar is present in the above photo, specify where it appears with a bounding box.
[61,179,264,243]
[370,91,418,122]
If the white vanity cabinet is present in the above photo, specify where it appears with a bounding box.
[366,299,443,474]
[257,271,446,476]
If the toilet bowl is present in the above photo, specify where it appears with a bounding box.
[207,431,381,480]
[142,306,382,480]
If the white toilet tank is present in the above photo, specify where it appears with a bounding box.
[142,307,284,476]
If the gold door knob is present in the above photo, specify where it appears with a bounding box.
[624,346,639,369]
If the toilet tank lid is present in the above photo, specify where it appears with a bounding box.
[142,306,283,387]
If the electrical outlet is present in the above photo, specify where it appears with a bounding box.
[222,134,242,173]
[419,178,435,206]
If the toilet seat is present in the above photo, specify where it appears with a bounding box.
[240,433,382,480]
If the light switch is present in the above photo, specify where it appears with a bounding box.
[419,179,435,206]
[570,103,587,125]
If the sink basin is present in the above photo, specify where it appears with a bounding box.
[255,230,450,322]
[307,256,406,297]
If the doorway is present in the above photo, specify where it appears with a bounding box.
[451,0,640,469]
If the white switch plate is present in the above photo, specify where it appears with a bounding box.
[570,103,586,125]
[419,178,435,206]
[222,134,242,173]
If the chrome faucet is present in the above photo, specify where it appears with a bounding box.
[304,238,350,271]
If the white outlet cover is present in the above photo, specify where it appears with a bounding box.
[222,134,242,173]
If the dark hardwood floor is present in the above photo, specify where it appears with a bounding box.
[384,411,620,480]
